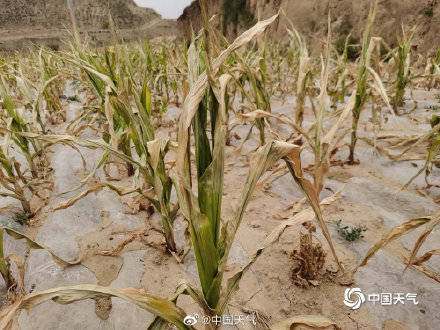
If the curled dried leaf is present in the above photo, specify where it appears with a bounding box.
[411,249,440,266]
[405,211,440,271]
[0,226,80,267]
[354,216,432,273]
[51,183,137,212]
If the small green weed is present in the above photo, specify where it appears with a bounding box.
[423,7,434,17]
[335,220,367,242]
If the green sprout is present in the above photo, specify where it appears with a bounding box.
[335,220,367,242]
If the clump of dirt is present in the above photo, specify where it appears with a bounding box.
[290,221,326,287]
[81,255,123,286]
[94,296,112,320]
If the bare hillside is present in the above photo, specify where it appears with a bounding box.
[0,0,177,51]
[179,0,440,54]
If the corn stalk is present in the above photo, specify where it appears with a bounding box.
[0,228,14,289]
[170,15,344,329]
[392,26,416,114]
[287,27,311,127]
[167,14,309,325]
[426,47,440,90]
[39,49,65,123]
[348,0,377,164]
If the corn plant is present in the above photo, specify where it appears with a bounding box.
[332,34,351,103]
[106,79,178,254]
[235,19,349,276]
[6,49,69,137]
[234,47,272,145]
[0,79,38,173]
[399,121,440,190]
[68,45,138,176]
[171,15,281,312]
[348,0,377,164]
[287,27,311,127]
[392,27,416,114]
[268,41,287,100]
[426,47,440,90]
[0,77,48,213]
[0,148,31,214]
[309,17,357,194]
[168,13,344,325]
[27,76,180,255]
[39,49,65,123]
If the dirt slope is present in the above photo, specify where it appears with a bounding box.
[178,0,440,54]
[0,0,177,51]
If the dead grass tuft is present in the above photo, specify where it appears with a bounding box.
[291,221,326,287]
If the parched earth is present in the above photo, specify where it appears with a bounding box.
[1,85,440,329]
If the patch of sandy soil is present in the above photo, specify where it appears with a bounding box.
[2,84,440,329]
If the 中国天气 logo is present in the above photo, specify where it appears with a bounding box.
[343,288,366,310]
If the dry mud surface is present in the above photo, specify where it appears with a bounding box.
[1,86,440,329]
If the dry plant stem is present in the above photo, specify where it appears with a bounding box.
[312,14,331,193]
[295,63,310,127]
[0,229,15,289]
[13,182,31,214]
[286,26,310,128]
[0,169,31,214]
[349,112,361,165]
[67,0,81,44]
